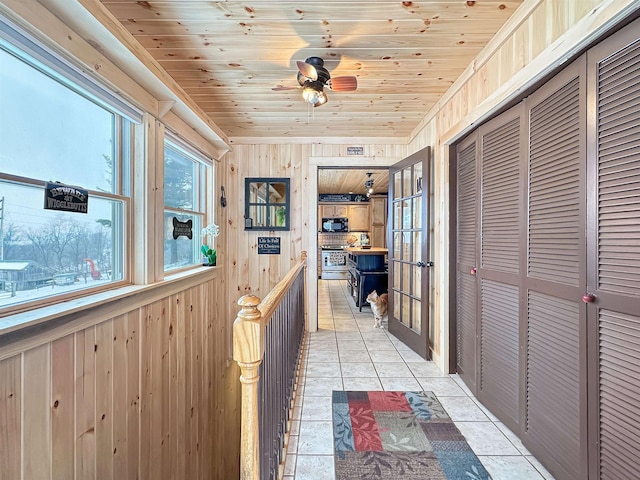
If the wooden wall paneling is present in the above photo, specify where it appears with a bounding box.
[111,315,129,479]
[0,355,21,479]
[172,289,191,478]
[146,299,163,480]
[126,311,141,480]
[76,328,96,480]
[529,4,549,60]
[271,144,287,283]
[139,306,152,479]
[289,144,306,262]
[207,281,222,479]
[546,0,570,45]
[51,335,75,479]
[201,283,212,479]
[212,281,224,477]
[159,297,171,480]
[511,20,529,72]
[0,276,232,478]
[169,293,180,480]
[95,321,114,480]
[192,285,203,480]
[183,288,194,479]
[23,344,51,479]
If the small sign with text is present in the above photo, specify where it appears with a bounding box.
[44,182,88,214]
[258,237,281,255]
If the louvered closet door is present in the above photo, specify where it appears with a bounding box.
[587,19,640,480]
[476,104,525,432]
[521,57,588,480]
[455,136,478,393]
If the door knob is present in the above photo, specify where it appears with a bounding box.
[582,293,596,303]
[416,261,426,267]
[470,268,477,275]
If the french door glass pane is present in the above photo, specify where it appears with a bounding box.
[413,197,422,229]
[393,231,401,258]
[412,299,422,334]
[393,290,401,319]
[412,265,421,297]
[402,167,412,197]
[393,263,401,290]
[394,172,402,199]
[402,262,410,293]
[393,200,402,229]
[402,294,411,326]
[402,200,411,229]
[415,162,423,193]
[413,231,422,262]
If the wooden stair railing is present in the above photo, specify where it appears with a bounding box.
[233,251,307,480]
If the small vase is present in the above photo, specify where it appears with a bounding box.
[202,257,216,266]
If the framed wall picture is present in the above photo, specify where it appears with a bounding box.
[244,177,290,231]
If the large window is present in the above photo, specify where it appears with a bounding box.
[163,138,210,271]
[0,20,135,311]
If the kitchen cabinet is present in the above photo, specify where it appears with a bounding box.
[369,195,387,247]
[320,204,348,217]
[319,204,349,231]
[347,204,370,231]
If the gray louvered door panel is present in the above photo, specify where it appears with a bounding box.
[456,139,478,392]
[596,38,640,297]
[588,20,640,480]
[598,310,640,480]
[523,57,587,480]
[476,106,523,431]
[528,77,582,286]
[479,279,519,425]
[526,292,582,479]
[481,117,521,274]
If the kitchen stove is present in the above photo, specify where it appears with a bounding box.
[320,245,349,280]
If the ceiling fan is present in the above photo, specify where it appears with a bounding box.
[272,57,358,107]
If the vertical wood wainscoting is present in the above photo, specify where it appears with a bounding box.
[0,275,240,480]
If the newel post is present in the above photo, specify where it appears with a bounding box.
[233,294,264,480]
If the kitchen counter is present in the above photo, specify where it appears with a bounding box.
[345,247,388,254]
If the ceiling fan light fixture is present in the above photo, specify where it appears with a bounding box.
[302,82,327,106]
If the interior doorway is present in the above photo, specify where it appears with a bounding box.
[306,156,400,334]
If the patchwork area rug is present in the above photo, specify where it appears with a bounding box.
[332,391,491,479]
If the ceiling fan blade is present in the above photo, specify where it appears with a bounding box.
[328,76,358,92]
[272,85,299,91]
[296,60,318,81]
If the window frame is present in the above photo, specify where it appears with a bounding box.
[162,133,214,273]
[0,16,137,316]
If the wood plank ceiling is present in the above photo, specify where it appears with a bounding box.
[98,0,524,139]
[318,168,389,195]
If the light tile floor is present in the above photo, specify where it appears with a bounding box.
[282,280,557,480]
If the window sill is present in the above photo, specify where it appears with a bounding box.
[0,266,219,342]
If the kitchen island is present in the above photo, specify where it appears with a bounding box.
[346,248,388,310]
